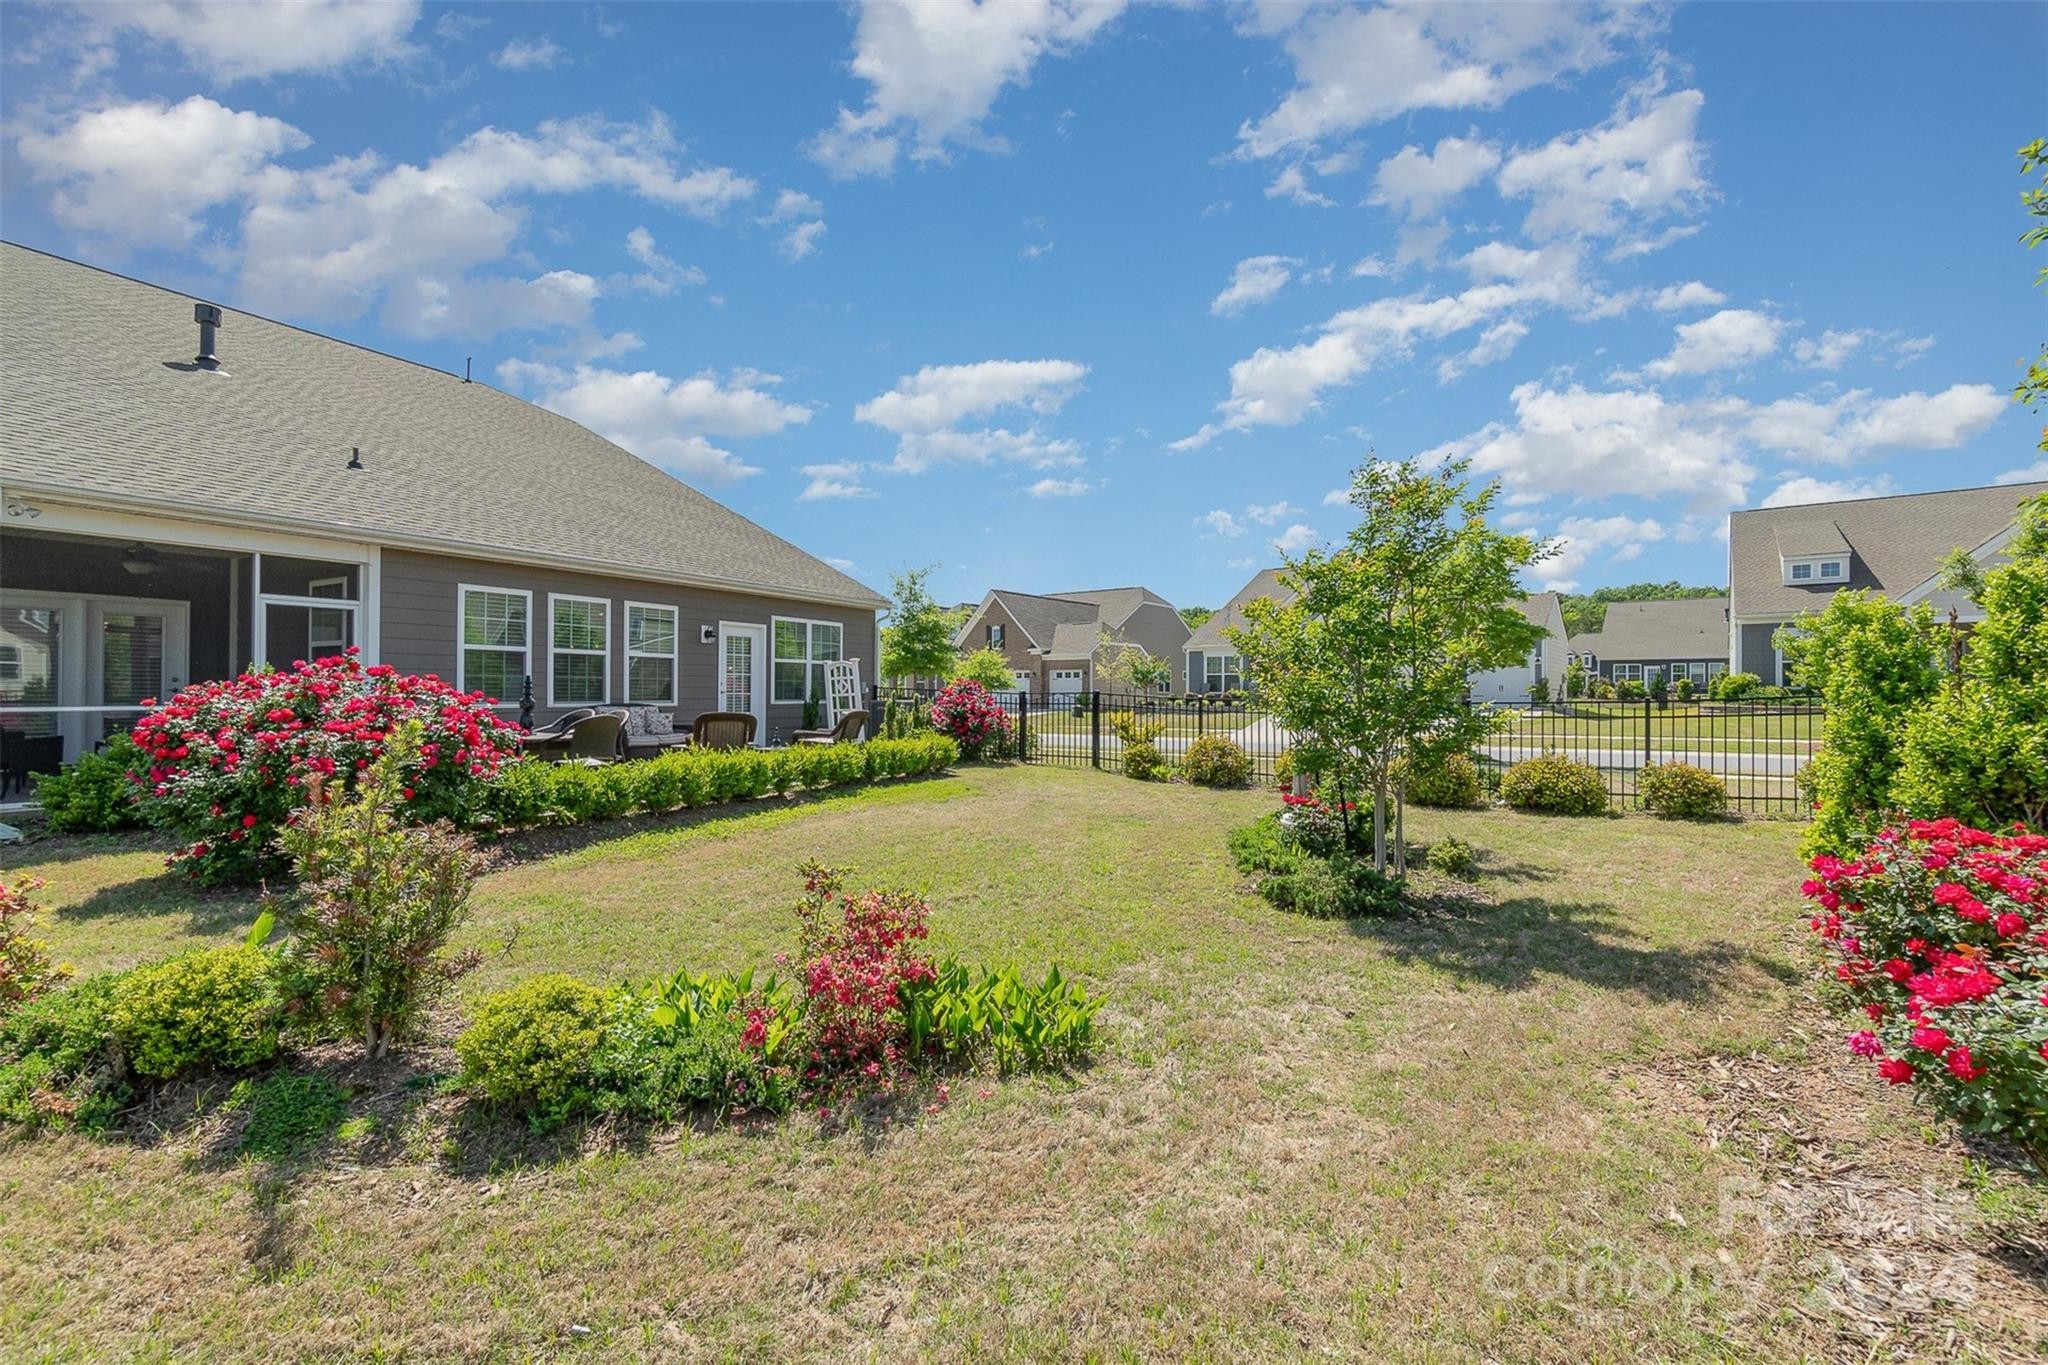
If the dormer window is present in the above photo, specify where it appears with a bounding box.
[1819,560,1842,580]
[1783,554,1848,586]
[1790,562,1812,581]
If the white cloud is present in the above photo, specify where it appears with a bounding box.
[808,0,1125,178]
[1271,523,1319,555]
[1027,477,1093,497]
[1538,514,1666,591]
[757,188,826,260]
[1644,308,1783,378]
[1760,474,1899,508]
[1211,255,1298,316]
[501,363,811,483]
[1243,500,1299,526]
[1321,487,1352,507]
[1791,328,1868,370]
[80,0,420,80]
[493,36,564,71]
[886,428,1079,473]
[1497,86,1708,240]
[1195,509,1245,538]
[1607,223,1701,260]
[781,219,827,261]
[1264,164,1333,207]
[1651,280,1725,312]
[1894,335,1936,367]
[623,226,705,295]
[1996,459,2048,486]
[1437,318,1529,385]
[855,358,1087,433]
[1349,255,1393,279]
[15,96,308,245]
[798,462,877,501]
[1439,380,2009,512]
[1370,135,1500,218]
[1395,221,1451,266]
[1237,2,1649,158]
[763,188,823,222]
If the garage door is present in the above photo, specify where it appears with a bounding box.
[1050,669,1084,698]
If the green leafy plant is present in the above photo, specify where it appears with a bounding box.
[1564,658,1586,699]
[952,647,1019,692]
[1400,752,1482,809]
[32,735,146,833]
[1425,836,1477,878]
[225,1072,348,1160]
[1646,673,1669,706]
[1179,736,1249,787]
[0,874,69,1015]
[881,566,960,684]
[900,960,1103,1075]
[0,971,129,1131]
[1672,675,1695,703]
[1638,762,1728,819]
[1527,676,1551,704]
[1122,740,1168,782]
[456,974,619,1126]
[1708,671,1761,701]
[109,944,282,1080]
[1500,754,1609,816]
[274,723,491,1057]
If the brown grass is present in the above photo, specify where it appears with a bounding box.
[1,765,2041,1361]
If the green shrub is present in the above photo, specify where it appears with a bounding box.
[900,960,1103,1074]
[225,1072,349,1160]
[1259,855,1401,918]
[1105,711,1166,745]
[1708,671,1761,701]
[275,727,491,1057]
[1122,740,1168,781]
[1587,676,1617,700]
[456,974,619,1126]
[1647,673,1669,705]
[1180,736,1250,788]
[1672,676,1694,702]
[33,735,145,833]
[1228,812,1300,876]
[590,999,789,1120]
[109,945,281,1080]
[1527,676,1551,704]
[1501,753,1609,816]
[1613,679,1645,701]
[1402,752,1482,809]
[1425,836,1477,878]
[952,647,1018,692]
[1,874,69,1015]
[1638,762,1727,819]
[0,971,128,1130]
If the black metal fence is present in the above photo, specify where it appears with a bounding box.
[872,687,1824,816]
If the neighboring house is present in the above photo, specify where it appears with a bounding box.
[0,242,887,764]
[952,587,1191,695]
[1566,597,1730,690]
[1727,480,2048,684]
[1187,568,1567,702]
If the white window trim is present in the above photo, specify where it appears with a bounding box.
[623,600,679,708]
[1205,652,1243,692]
[307,575,350,654]
[457,584,532,707]
[547,593,612,708]
[1782,553,1846,586]
[771,615,845,705]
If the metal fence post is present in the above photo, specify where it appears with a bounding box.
[1090,691,1102,769]
[1642,695,1652,784]
[1197,701,1205,738]
[1015,689,1028,761]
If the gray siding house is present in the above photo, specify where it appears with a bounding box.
[1187,568,1567,701]
[953,586,1191,695]
[0,242,885,762]
[1566,597,1729,689]
[1727,481,2047,684]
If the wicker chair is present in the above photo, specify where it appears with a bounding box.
[561,710,627,762]
[792,710,867,746]
[689,711,757,751]
[518,707,596,758]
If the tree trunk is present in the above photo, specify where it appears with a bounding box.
[1372,772,1389,874]
[1393,789,1406,877]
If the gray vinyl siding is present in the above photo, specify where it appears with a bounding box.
[377,548,879,744]
[1738,623,1783,682]
[1113,601,1195,691]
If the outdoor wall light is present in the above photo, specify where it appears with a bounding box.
[700,624,717,644]
[4,500,40,519]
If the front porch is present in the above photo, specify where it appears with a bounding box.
[0,499,377,791]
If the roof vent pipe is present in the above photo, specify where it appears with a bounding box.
[193,303,223,370]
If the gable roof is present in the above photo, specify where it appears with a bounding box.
[1580,597,1729,660]
[1730,481,2047,619]
[0,241,884,609]
[1516,591,1563,630]
[958,585,1173,652]
[1188,571,1563,651]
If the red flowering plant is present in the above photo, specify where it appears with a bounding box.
[1802,817,2048,1173]
[1278,791,1359,859]
[788,861,937,1113]
[928,679,1012,760]
[128,648,522,886]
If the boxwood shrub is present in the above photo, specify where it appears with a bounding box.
[1179,736,1249,788]
[1401,752,1483,809]
[32,735,146,834]
[108,945,282,1080]
[1638,762,1728,819]
[1500,753,1609,816]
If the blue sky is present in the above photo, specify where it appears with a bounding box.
[3,1,2043,610]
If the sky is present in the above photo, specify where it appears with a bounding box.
[2,1,2044,611]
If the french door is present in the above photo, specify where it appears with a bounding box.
[717,622,766,740]
[0,591,189,763]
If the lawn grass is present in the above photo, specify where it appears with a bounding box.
[1,765,2041,1361]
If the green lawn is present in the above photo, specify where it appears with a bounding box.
[1,765,2040,1361]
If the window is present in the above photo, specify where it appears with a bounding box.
[1819,559,1843,579]
[1708,661,1727,679]
[1530,647,1546,680]
[549,595,610,706]
[988,622,1005,648]
[0,644,17,682]
[307,576,349,655]
[1790,562,1813,581]
[1615,663,1642,681]
[773,617,844,704]
[625,602,678,706]
[1205,653,1242,692]
[459,586,530,703]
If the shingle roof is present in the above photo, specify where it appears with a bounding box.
[1730,482,2047,619]
[1773,520,1850,557]
[960,585,1172,651]
[0,241,885,609]
[1580,597,1729,660]
[1044,622,1104,658]
[1186,568,1294,652]
[1517,591,1562,629]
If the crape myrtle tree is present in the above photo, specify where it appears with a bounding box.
[1228,458,1552,876]
[1094,629,1173,694]
[880,567,960,685]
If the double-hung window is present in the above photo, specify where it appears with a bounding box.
[459,586,530,703]
[773,617,844,704]
[624,603,678,706]
[549,594,610,707]
[1205,653,1242,692]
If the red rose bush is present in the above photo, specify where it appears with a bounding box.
[130,649,521,885]
[928,679,1012,760]
[1802,817,2048,1172]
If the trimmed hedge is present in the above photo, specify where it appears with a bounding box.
[480,734,958,828]
[1501,753,1609,816]
[1638,762,1728,819]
